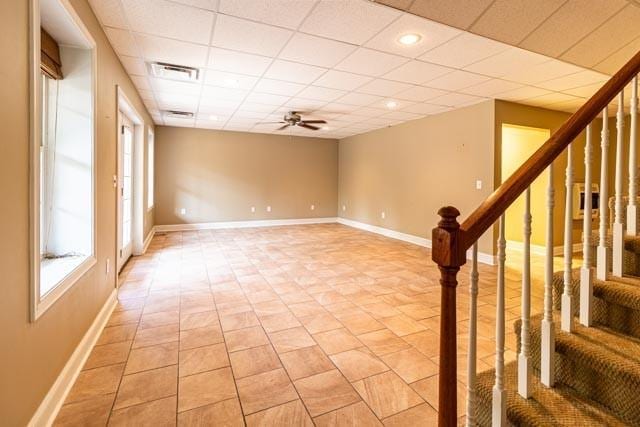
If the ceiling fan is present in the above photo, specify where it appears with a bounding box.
[259,111,327,131]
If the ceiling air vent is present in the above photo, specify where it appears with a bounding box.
[149,62,200,82]
[164,110,194,119]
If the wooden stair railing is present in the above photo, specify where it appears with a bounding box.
[433,49,640,427]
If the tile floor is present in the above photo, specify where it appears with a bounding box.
[53,223,559,426]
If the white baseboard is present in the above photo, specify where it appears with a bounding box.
[506,240,583,256]
[154,217,338,232]
[140,228,155,254]
[337,217,496,265]
[28,289,118,427]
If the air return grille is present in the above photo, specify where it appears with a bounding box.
[164,110,194,119]
[149,62,200,82]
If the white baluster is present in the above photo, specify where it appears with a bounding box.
[466,243,479,427]
[518,188,531,398]
[580,124,594,327]
[597,106,610,281]
[613,92,626,277]
[628,77,638,235]
[562,143,574,333]
[541,165,555,387]
[493,215,506,426]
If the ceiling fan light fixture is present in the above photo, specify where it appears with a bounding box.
[398,33,421,45]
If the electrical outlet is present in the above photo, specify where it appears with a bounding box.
[381,211,386,219]
[251,206,256,213]
[476,180,483,190]
[180,208,186,215]
[266,206,271,212]
[310,204,315,211]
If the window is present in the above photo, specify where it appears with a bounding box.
[147,130,154,210]
[31,0,96,320]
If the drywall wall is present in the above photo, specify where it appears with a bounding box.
[338,101,496,255]
[0,0,154,423]
[154,127,339,225]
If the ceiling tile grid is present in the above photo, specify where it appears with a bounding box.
[89,0,624,140]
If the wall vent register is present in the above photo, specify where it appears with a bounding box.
[148,62,200,83]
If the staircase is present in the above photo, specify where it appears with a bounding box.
[432,49,640,426]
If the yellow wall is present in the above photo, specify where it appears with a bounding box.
[0,0,154,424]
[154,127,339,225]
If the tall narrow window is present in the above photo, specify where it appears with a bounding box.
[147,130,154,210]
[31,1,96,319]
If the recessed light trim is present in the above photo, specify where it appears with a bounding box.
[386,100,398,109]
[398,33,421,45]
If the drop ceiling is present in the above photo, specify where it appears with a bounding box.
[88,0,636,139]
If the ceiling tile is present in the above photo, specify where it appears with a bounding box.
[284,98,328,111]
[357,79,413,96]
[105,28,139,57]
[199,97,243,110]
[470,0,566,45]
[501,58,584,85]
[172,0,219,11]
[519,0,628,58]
[496,86,552,101]
[208,48,272,76]
[136,33,209,67]
[296,86,347,102]
[401,103,451,115]
[279,33,356,68]
[156,92,200,110]
[320,102,360,114]
[429,92,486,107]
[536,70,608,91]
[337,92,383,107]
[561,4,640,67]
[245,92,290,105]
[298,0,401,44]
[365,13,461,58]
[464,47,550,78]
[562,82,605,98]
[164,117,196,127]
[150,78,202,95]
[353,106,387,117]
[372,98,416,111]
[312,70,373,91]
[426,70,490,91]
[88,0,127,28]
[254,78,305,96]
[137,89,155,101]
[408,0,494,29]
[380,110,423,121]
[218,0,316,29]
[264,60,327,84]
[211,14,293,57]
[383,60,452,85]
[419,32,510,68]
[594,36,640,75]
[201,86,249,101]
[239,102,279,113]
[119,55,146,75]
[335,48,408,77]
[460,79,522,97]
[131,75,152,91]
[203,70,258,90]
[124,0,215,44]
[525,92,582,106]
[394,85,448,102]
[196,119,225,129]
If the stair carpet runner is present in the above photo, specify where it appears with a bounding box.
[474,233,640,426]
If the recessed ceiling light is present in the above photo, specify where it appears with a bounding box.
[322,126,330,131]
[208,115,218,121]
[386,100,398,109]
[398,33,421,45]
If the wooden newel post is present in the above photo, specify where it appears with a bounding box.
[433,206,467,427]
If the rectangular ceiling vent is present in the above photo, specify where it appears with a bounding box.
[164,110,194,119]
[149,62,200,82]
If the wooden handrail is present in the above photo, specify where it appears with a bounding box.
[432,48,640,427]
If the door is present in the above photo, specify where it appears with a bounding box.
[117,111,134,271]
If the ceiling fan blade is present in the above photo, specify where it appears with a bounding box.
[255,121,286,125]
[298,123,319,130]
[276,124,290,131]
[300,120,327,124]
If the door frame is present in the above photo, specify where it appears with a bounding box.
[116,87,144,274]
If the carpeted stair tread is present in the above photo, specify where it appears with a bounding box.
[517,314,640,423]
[475,362,627,426]
[591,230,640,253]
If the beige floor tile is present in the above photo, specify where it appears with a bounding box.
[84,341,131,370]
[352,371,423,419]
[180,310,218,331]
[229,344,281,379]
[54,394,115,426]
[294,369,361,417]
[259,311,302,333]
[139,310,180,330]
[109,396,177,426]
[107,309,142,327]
[379,315,427,337]
[179,325,224,351]
[125,342,179,375]
[314,401,382,427]
[382,403,437,426]
[299,313,343,334]
[133,324,179,349]
[252,300,289,317]
[330,348,389,382]
[381,348,438,383]
[97,324,137,346]
[289,301,327,318]
[177,398,244,426]
[113,365,178,410]
[396,303,438,320]
[236,368,298,415]
[178,367,237,413]
[357,330,411,357]
[313,328,362,355]
[279,345,335,380]
[269,327,316,353]
[179,343,229,377]
[224,326,270,352]
[402,330,440,358]
[66,364,124,404]
[336,311,385,335]
[411,375,466,417]
[245,400,313,427]
[220,311,260,332]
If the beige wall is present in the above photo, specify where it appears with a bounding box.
[154,127,339,225]
[338,101,496,255]
[0,0,154,424]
